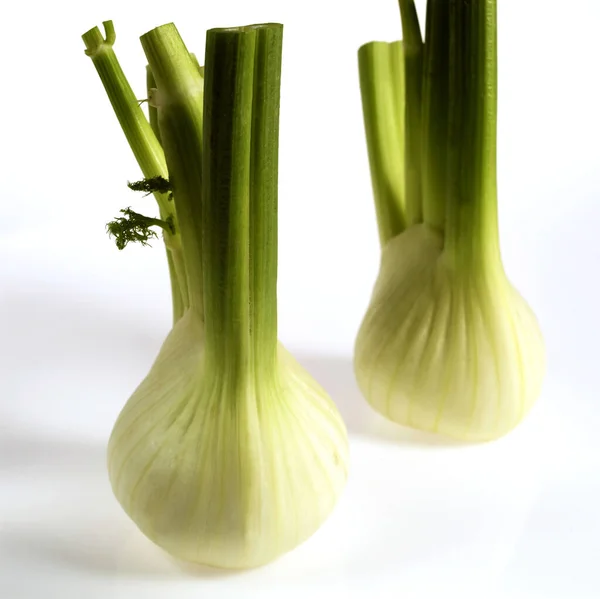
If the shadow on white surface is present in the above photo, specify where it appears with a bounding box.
[0,429,243,580]
[0,431,104,471]
[0,288,165,439]
[297,355,469,448]
[1,526,242,580]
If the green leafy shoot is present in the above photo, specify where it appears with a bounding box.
[107,208,174,250]
[127,175,172,196]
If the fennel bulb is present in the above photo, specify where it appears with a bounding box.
[354,0,545,441]
[108,311,347,568]
[83,21,348,568]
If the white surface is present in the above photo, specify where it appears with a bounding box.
[1,0,600,597]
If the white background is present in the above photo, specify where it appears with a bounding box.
[1,1,599,597]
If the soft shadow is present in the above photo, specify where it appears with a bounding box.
[1,431,242,579]
[0,290,161,367]
[2,526,242,579]
[0,430,105,471]
[0,288,167,438]
[296,355,468,449]
[2,526,176,578]
[177,560,249,578]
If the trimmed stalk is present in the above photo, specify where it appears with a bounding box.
[398,0,424,225]
[141,24,205,316]
[443,0,500,272]
[202,24,283,385]
[358,41,406,245]
[421,0,450,232]
[248,25,282,380]
[145,64,186,322]
[82,23,167,205]
[82,21,188,321]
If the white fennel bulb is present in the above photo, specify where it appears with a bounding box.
[84,21,348,568]
[355,225,545,441]
[354,0,545,441]
[108,311,347,568]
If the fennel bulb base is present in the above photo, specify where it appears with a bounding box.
[107,312,348,569]
[354,225,546,443]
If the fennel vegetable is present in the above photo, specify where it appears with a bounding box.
[83,21,348,569]
[354,0,545,441]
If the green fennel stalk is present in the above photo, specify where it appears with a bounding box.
[354,0,545,441]
[83,20,348,569]
[82,21,188,322]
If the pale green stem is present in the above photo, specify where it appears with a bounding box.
[146,64,186,322]
[165,251,185,323]
[141,24,205,317]
[398,0,424,225]
[358,41,406,245]
[82,22,189,321]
